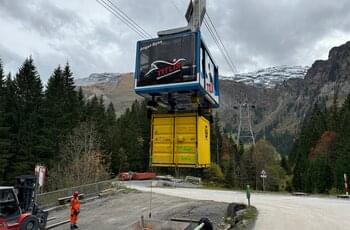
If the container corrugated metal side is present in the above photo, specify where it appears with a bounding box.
[174,115,197,166]
[197,116,210,166]
[151,116,174,165]
[151,113,210,168]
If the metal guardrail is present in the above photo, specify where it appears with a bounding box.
[37,178,120,207]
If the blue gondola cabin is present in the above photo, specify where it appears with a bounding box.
[134,31,219,112]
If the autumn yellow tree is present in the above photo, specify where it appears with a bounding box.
[48,123,110,190]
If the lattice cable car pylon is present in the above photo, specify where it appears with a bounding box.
[236,99,255,145]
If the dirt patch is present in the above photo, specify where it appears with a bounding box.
[49,190,228,230]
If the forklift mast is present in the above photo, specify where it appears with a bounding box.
[15,175,48,229]
[15,175,36,212]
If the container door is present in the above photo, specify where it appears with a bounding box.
[197,116,211,167]
[152,117,174,165]
[174,116,197,165]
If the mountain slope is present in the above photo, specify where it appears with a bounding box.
[74,41,350,154]
[222,65,309,88]
[76,72,142,116]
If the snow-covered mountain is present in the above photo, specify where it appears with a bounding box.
[75,66,309,89]
[221,65,309,88]
[75,73,121,86]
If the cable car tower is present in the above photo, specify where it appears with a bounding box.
[236,101,256,145]
[134,0,219,168]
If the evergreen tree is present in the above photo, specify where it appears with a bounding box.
[281,155,290,175]
[86,95,101,122]
[86,95,106,139]
[211,113,222,164]
[43,66,66,162]
[13,57,45,175]
[0,59,10,183]
[289,96,350,193]
[77,87,86,121]
[106,102,116,125]
[62,63,79,128]
[291,103,328,191]
[1,74,19,182]
[240,147,256,189]
[111,100,149,172]
[0,58,4,89]
[224,141,236,188]
[103,102,116,156]
[328,92,340,131]
[334,94,350,191]
[43,64,80,164]
[314,157,333,193]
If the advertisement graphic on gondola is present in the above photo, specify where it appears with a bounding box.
[136,33,197,87]
[205,52,214,94]
[201,46,219,104]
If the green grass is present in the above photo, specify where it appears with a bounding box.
[225,205,258,229]
[241,206,258,221]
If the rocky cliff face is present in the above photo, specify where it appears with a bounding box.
[304,41,350,106]
[218,41,350,153]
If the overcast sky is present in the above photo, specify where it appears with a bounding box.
[1,0,350,82]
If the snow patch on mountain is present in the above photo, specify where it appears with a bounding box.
[75,73,121,86]
[221,65,309,88]
[76,66,309,89]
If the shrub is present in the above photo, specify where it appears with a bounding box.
[203,163,224,183]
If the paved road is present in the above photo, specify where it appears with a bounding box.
[127,181,350,230]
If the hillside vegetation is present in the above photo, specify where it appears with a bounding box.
[0,57,150,188]
[290,94,350,193]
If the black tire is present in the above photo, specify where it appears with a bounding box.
[20,216,39,230]
[199,217,213,230]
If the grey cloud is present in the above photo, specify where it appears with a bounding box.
[0,0,82,37]
[116,0,187,37]
[1,0,350,80]
[89,24,123,47]
[0,0,134,80]
[0,44,24,75]
[210,0,350,70]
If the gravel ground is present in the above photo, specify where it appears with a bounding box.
[128,182,350,230]
[48,190,228,230]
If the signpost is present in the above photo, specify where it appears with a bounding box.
[260,170,267,192]
[35,165,47,194]
[246,184,251,207]
[345,173,349,196]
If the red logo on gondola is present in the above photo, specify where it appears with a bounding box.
[157,62,182,78]
[145,59,185,80]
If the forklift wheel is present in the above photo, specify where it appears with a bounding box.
[199,217,213,230]
[20,216,39,230]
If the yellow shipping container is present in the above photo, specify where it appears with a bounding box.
[151,113,210,168]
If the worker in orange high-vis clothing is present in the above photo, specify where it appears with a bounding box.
[70,191,81,229]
